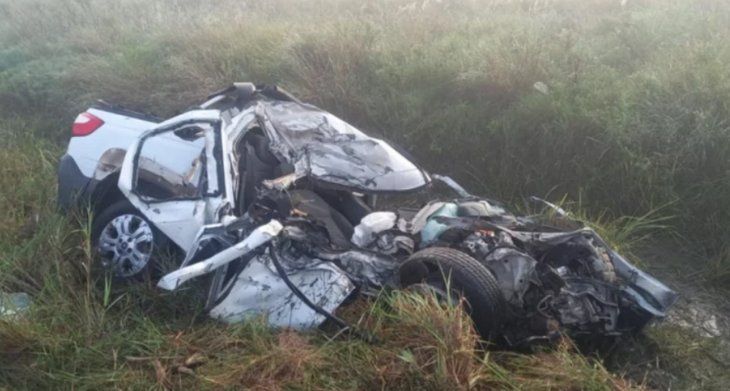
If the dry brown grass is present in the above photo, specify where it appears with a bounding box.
[497,339,644,391]
[206,330,323,390]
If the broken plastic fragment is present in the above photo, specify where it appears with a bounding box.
[0,292,30,317]
[420,203,459,243]
[533,81,549,95]
[351,211,397,247]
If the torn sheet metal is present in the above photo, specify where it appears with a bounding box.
[552,278,620,334]
[425,211,677,318]
[209,253,354,329]
[157,220,282,290]
[257,100,430,192]
[503,227,679,315]
[315,249,400,288]
[404,189,677,344]
[482,247,537,307]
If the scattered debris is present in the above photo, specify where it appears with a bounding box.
[184,352,207,368]
[533,81,549,95]
[0,292,30,318]
[669,305,722,338]
[126,352,208,385]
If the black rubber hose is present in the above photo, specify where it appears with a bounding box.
[267,244,376,343]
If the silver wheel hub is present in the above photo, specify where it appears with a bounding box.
[98,214,154,277]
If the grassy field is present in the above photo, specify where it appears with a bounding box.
[1,0,729,389]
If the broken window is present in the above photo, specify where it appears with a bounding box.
[134,126,208,200]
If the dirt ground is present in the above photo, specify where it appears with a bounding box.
[605,242,730,390]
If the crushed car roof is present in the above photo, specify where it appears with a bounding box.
[256,100,431,193]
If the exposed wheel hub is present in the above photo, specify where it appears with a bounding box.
[97,214,154,277]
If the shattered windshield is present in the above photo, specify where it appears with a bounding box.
[258,101,429,192]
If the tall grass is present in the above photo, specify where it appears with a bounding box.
[1,0,728,255]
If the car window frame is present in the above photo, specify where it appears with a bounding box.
[130,119,225,204]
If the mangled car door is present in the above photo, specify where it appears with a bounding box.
[119,115,226,253]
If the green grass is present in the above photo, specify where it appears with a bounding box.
[0,119,646,390]
[1,0,728,256]
[1,0,729,389]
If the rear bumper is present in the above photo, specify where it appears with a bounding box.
[57,154,94,211]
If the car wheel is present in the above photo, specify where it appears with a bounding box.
[399,247,507,341]
[91,200,163,280]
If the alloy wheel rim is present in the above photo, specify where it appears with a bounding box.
[98,214,154,277]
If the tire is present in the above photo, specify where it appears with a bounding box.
[91,200,165,280]
[399,247,507,341]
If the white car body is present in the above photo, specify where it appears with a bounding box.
[58,84,428,329]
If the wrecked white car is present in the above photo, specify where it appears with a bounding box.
[58,83,677,345]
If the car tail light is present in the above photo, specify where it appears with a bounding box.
[72,112,104,137]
